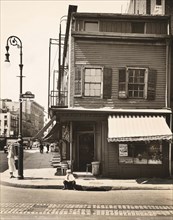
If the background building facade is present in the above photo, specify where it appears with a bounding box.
[0,99,44,139]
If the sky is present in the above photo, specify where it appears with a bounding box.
[1,0,129,112]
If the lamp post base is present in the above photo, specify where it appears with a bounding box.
[17,175,24,180]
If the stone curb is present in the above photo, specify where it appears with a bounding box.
[1,180,172,190]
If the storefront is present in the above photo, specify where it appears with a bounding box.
[106,114,172,178]
[48,108,172,178]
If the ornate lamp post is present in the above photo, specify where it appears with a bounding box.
[5,36,24,179]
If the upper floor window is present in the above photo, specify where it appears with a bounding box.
[156,0,162,5]
[84,21,99,32]
[84,68,102,97]
[118,67,157,100]
[131,22,145,33]
[128,69,145,98]
[75,65,112,99]
[4,120,8,126]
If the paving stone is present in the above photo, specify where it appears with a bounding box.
[1,202,173,217]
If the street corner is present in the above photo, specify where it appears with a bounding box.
[0,169,63,189]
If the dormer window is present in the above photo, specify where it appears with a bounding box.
[84,21,99,32]
[131,22,145,33]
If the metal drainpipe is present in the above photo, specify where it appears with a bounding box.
[58,24,61,105]
[169,113,172,177]
[48,39,51,116]
[70,121,73,172]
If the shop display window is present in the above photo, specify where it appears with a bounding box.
[119,141,162,164]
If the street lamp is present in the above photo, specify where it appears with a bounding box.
[5,36,24,179]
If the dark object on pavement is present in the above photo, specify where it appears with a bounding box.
[4,146,8,153]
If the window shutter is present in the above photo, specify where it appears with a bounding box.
[103,68,112,99]
[146,69,157,100]
[74,66,82,97]
[118,68,127,99]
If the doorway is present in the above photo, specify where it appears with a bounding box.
[78,132,94,171]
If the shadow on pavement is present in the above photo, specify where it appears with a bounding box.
[74,184,112,191]
[136,177,173,184]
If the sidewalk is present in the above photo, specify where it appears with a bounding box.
[1,148,173,190]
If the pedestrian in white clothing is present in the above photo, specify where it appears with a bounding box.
[7,143,17,178]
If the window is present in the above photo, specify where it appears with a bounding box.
[74,66,112,99]
[84,21,99,32]
[156,0,161,5]
[131,22,145,33]
[118,67,157,100]
[119,141,162,164]
[4,120,7,126]
[84,68,102,97]
[128,69,145,98]
[4,129,7,135]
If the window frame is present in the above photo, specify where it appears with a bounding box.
[127,67,148,99]
[83,66,103,98]
[84,21,99,32]
[118,67,149,99]
[74,65,104,98]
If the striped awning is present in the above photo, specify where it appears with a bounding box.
[33,116,56,140]
[108,115,172,142]
[42,122,60,142]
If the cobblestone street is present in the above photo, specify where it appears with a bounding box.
[1,203,173,217]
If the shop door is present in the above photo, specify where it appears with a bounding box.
[78,133,94,171]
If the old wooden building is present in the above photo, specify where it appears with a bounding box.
[47,5,172,178]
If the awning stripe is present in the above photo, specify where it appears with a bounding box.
[108,115,172,142]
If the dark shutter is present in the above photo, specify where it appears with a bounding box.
[103,68,112,99]
[118,68,127,99]
[74,66,82,97]
[147,69,157,100]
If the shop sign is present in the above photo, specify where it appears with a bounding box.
[119,144,128,156]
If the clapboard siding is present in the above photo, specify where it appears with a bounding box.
[73,39,166,109]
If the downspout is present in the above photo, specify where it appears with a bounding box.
[48,39,51,116]
[169,113,172,177]
[165,40,168,108]
[70,121,73,171]
[68,18,72,107]
[166,33,172,176]
[58,24,61,105]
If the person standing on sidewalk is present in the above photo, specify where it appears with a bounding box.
[46,143,49,153]
[7,143,17,178]
[39,142,44,153]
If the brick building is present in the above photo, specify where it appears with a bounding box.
[0,99,44,139]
